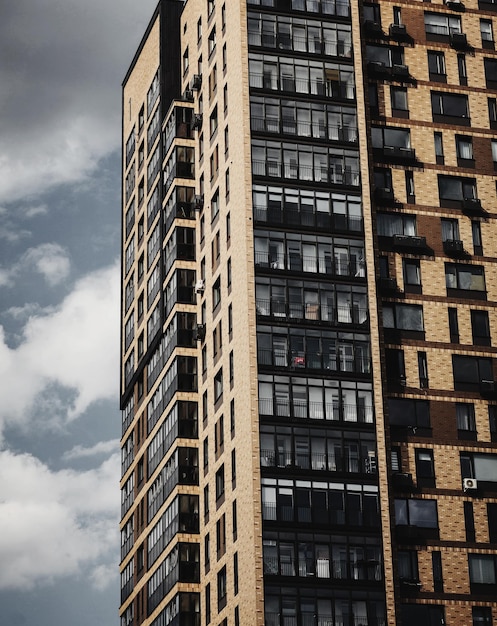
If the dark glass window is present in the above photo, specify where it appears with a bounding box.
[428,51,446,80]
[488,503,497,543]
[395,498,438,528]
[484,58,497,89]
[415,448,435,486]
[471,310,491,346]
[432,92,469,123]
[398,550,419,581]
[473,607,493,625]
[388,398,430,428]
[453,355,493,390]
[432,551,443,591]
[464,501,476,542]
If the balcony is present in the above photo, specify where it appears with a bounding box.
[462,198,485,215]
[258,397,374,423]
[377,145,416,164]
[251,159,360,187]
[364,20,384,38]
[253,203,363,233]
[378,276,399,293]
[389,23,409,39]
[257,348,371,376]
[392,472,414,490]
[255,298,368,327]
[450,32,468,48]
[250,115,358,144]
[392,234,427,251]
[367,62,411,82]
[374,187,396,205]
[260,448,378,475]
[254,251,365,279]
[443,239,465,256]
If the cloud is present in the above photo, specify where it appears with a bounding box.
[0,0,158,204]
[63,439,119,461]
[0,262,120,435]
[0,449,120,591]
[0,243,71,288]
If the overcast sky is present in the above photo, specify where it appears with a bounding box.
[0,1,159,624]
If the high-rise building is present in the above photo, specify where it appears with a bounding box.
[120,0,497,624]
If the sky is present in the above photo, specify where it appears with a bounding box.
[0,1,159,624]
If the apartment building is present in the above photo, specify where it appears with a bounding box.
[120,0,497,624]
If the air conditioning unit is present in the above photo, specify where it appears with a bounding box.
[193,194,204,210]
[195,324,206,341]
[184,89,194,101]
[366,452,377,473]
[191,74,202,90]
[463,477,478,491]
[195,279,205,294]
[191,113,203,130]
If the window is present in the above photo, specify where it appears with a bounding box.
[471,310,491,346]
[489,97,497,129]
[377,213,416,236]
[231,448,236,484]
[208,27,216,56]
[214,368,223,402]
[445,263,486,296]
[484,58,497,89]
[424,12,462,38]
[233,552,239,595]
[197,17,202,42]
[432,551,443,592]
[401,605,445,626]
[416,448,435,486]
[216,514,226,558]
[403,259,421,291]
[457,54,467,86]
[395,498,438,528]
[213,277,221,309]
[438,175,477,205]
[206,583,211,624]
[462,452,497,482]
[232,499,238,539]
[215,464,225,501]
[217,565,227,611]
[183,47,189,74]
[405,170,415,202]
[469,554,497,586]
[434,131,444,164]
[453,355,493,390]
[222,43,227,70]
[229,350,234,384]
[448,308,459,342]
[456,135,474,163]
[456,403,476,434]
[391,86,408,116]
[428,50,446,81]
[203,437,209,469]
[210,146,219,180]
[204,486,210,525]
[388,398,430,429]
[372,126,411,150]
[442,218,460,242]
[385,349,405,386]
[473,607,493,625]
[492,140,497,165]
[210,106,218,137]
[464,501,476,541]
[208,0,215,16]
[398,550,419,582]
[490,406,497,440]
[383,303,424,332]
[418,351,428,388]
[472,221,483,255]
[487,503,497,542]
[431,92,469,124]
[209,64,217,99]
[205,533,210,572]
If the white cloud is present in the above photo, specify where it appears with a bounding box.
[0,0,157,205]
[0,449,120,591]
[0,243,71,288]
[63,439,119,461]
[0,262,120,435]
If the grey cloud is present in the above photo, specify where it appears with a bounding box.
[0,0,158,203]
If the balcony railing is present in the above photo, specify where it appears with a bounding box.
[250,116,358,144]
[253,204,363,232]
[260,448,377,475]
[257,348,371,375]
[248,32,352,58]
[264,615,385,626]
[254,251,365,278]
[258,397,374,423]
[249,73,355,100]
[256,298,368,326]
[263,555,381,581]
[252,159,360,186]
